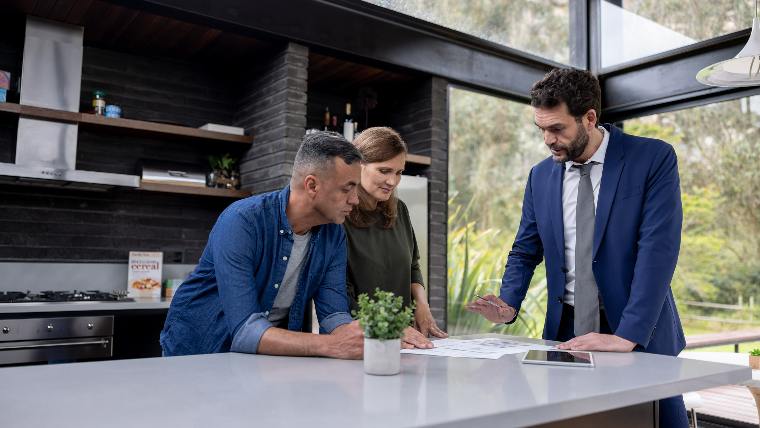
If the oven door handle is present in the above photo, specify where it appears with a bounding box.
[0,338,110,351]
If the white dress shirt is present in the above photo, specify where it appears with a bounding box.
[562,126,609,306]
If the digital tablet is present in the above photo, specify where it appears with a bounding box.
[521,350,594,368]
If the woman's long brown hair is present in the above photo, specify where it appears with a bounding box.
[348,127,408,229]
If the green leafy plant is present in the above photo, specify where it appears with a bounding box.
[208,153,237,177]
[354,289,413,340]
[750,349,760,356]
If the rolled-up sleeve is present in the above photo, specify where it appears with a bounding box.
[230,313,273,353]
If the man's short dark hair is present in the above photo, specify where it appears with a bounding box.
[530,68,601,122]
[292,131,363,180]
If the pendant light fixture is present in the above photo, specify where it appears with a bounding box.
[697,0,760,87]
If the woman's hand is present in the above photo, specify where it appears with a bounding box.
[414,303,448,338]
[402,326,433,349]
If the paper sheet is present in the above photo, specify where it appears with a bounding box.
[400,338,554,359]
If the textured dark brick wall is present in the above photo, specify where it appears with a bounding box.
[0,35,245,263]
[389,77,449,329]
[80,46,236,127]
[235,42,308,193]
[0,184,231,263]
[428,77,449,329]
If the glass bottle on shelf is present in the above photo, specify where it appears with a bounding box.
[92,90,106,115]
[323,106,331,131]
[343,102,354,141]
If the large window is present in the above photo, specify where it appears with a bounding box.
[624,95,760,340]
[447,87,548,336]
[602,0,755,68]
[363,0,573,65]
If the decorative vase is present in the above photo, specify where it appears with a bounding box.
[750,355,760,370]
[363,338,401,375]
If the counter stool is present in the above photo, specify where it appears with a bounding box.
[682,391,704,427]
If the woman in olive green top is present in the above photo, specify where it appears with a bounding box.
[345,127,447,349]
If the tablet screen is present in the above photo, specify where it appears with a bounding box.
[522,350,594,367]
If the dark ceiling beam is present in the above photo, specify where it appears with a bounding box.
[601,29,760,122]
[112,0,562,101]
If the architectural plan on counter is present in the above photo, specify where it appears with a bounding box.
[401,338,554,359]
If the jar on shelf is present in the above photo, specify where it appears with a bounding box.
[92,90,106,115]
[105,104,121,118]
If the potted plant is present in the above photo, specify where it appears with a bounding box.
[750,349,760,370]
[208,153,239,189]
[355,288,413,375]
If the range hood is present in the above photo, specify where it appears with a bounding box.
[0,17,139,189]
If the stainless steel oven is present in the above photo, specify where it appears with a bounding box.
[0,316,113,365]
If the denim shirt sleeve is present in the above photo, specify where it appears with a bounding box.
[314,228,353,333]
[210,208,272,354]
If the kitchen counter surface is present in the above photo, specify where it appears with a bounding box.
[0,298,171,314]
[0,334,749,428]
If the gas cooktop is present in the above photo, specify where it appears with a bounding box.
[0,290,133,303]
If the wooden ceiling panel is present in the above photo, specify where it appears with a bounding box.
[309,52,416,92]
[65,0,94,24]
[6,0,273,63]
[49,0,78,21]
[32,0,57,16]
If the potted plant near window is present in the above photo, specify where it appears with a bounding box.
[355,288,413,376]
[750,349,760,370]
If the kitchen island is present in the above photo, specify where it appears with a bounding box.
[0,334,749,428]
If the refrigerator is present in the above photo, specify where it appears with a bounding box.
[396,175,429,285]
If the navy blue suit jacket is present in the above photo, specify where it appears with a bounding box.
[500,124,686,356]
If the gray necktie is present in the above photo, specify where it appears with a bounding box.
[573,163,600,335]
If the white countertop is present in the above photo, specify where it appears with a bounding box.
[0,334,749,428]
[679,351,760,388]
[0,297,171,314]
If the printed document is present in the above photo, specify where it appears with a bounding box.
[401,338,554,359]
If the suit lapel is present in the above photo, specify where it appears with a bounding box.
[549,162,565,259]
[594,125,625,257]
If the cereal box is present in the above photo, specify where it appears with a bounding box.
[127,251,163,299]
[0,70,10,90]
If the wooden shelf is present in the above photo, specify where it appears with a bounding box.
[0,102,252,144]
[139,182,251,198]
[406,153,431,166]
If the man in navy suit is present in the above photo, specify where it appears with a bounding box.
[467,68,687,427]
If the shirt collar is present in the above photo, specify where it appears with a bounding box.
[277,184,320,238]
[565,126,610,172]
[278,185,293,235]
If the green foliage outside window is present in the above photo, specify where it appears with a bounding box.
[447,87,760,339]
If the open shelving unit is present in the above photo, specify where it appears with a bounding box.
[406,153,431,166]
[139,181,251,198]
[0,102,253,145]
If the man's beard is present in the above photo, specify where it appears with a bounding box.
[551,124,589,163]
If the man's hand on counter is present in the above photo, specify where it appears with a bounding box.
[556,333,636,352]
[321,320,364,359]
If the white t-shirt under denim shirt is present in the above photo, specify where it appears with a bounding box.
[268,230,312,327]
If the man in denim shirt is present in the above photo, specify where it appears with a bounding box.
[161,131,364,359]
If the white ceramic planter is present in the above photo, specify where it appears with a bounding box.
[363,338,401,375]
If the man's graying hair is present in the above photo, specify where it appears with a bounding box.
[291,131,363,182]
